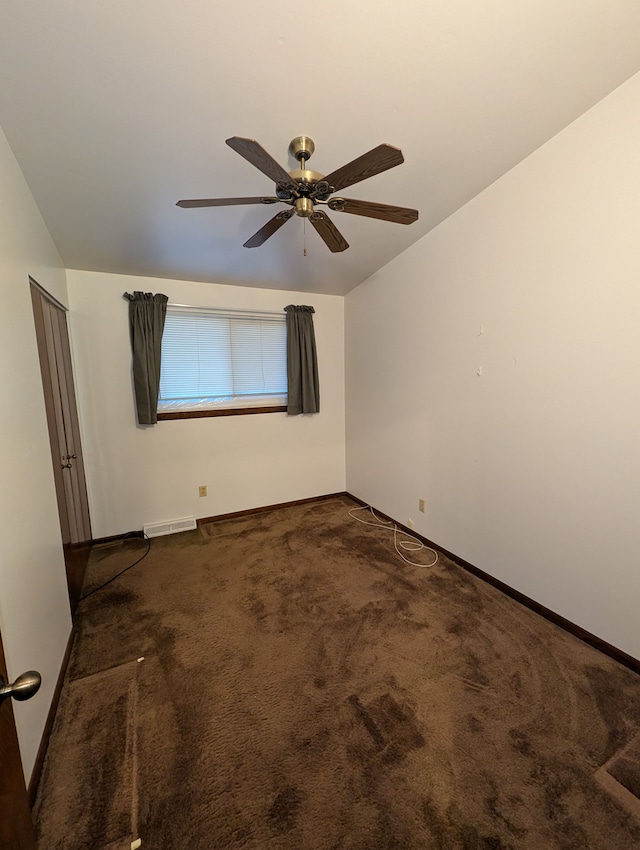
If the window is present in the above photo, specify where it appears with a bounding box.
[158,306,287,418]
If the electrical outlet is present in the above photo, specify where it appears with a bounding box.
[407,518,415,530]
[199,485,207,497]
[419,498,425,513]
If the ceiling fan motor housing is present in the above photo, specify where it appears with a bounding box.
[288,136,326,215]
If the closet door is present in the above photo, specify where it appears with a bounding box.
[30,282,91,546]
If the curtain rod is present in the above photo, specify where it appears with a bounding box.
[167,303,285,317]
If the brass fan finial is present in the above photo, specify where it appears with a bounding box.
[289,135,315,163]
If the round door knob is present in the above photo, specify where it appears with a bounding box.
[0,670,41,704]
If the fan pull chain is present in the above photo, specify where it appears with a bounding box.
[303,217,307,257]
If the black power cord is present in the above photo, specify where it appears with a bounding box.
[80,531,151,601]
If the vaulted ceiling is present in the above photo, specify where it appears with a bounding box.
[2,2,640,295]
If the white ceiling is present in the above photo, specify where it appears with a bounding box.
[2,2,640,296]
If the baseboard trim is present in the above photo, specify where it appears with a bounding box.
[197,492,349,526]
[28,626,75,807]
[345,493,640,677]
[90,531,143,546]
[91,494,351,545]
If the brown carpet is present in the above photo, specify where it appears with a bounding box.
[34,496,640,849]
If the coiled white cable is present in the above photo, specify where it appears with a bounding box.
[348,504,438,569]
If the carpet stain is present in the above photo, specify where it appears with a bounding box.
[347,692,425,765]
[421,798,518,850]
[484,792,527,838]
[459,827,515,850]
[268,785,302,834]
[508,728,532,757]
[467,714,484,734]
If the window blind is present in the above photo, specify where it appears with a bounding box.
[158,307,287,411]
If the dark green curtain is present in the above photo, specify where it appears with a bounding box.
[124,291,168,425]
[284,305,319,415]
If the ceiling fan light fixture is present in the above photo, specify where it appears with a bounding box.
[295,197,314,217]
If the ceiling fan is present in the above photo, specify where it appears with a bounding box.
[177,136,418,253]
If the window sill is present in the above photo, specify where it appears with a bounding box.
[157,405,288,421]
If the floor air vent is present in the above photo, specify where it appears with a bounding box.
[143,516,197,538]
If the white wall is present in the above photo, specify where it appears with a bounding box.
[0,125,72,782]
[67,270,345,538]
[346,72,640,659]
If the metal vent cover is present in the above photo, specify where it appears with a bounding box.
[143,516,197,538]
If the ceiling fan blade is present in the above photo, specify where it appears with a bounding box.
[177,196,281,208]
[322,144,405,193]
[243,209,294,248]
[309,211,349,253]
[328,197,418,224]
[226,136,293,187]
